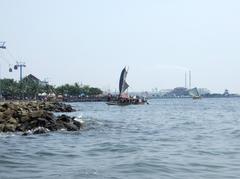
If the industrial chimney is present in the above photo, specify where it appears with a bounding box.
[185,72,187,89]
[189,71,192,89]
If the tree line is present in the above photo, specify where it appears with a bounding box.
[0,78,103,100]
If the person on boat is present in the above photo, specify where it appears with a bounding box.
[107,94,112,102]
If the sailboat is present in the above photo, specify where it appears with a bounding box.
[189,87,202,100]
[106,67,147,105]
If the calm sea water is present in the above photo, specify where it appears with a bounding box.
[1,98,240,179]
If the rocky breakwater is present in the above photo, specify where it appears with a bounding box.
[0,102,82,135]
[27,101,76,112]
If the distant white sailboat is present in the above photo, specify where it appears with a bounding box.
[189,87,201,100]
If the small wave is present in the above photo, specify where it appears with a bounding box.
[74,115,85,125]
[0,132,17,138]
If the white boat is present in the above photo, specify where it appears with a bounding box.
[189,87,202,100]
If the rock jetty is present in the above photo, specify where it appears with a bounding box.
[25,101,76,112]
[0,102,81,134]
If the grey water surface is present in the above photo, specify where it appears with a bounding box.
[1,98,240,179]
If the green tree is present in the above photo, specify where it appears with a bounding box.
[0,79,19,99]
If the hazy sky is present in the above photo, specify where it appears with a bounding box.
[0,0,240,93]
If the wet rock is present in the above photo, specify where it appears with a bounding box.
[22,127,50,135]
[63,122,79,131]
[46,123,58,131]
[22,131,30,136]
[73,119,82,128]
[55,115,82,131]
[17,122,30,132]
[57,115,72,123]
[33,127,50,134]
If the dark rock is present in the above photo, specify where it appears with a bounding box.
[2,103,9,109]
[57,115,72,123]
[19,115,30,123]
[73,119,82,128]
[17,123,29,132]
[56,122,65,130]
[63,122,79,131]
[0,107,5,112]
[22,132,29,136]
[36,118,48,127]
[42,111,55,121]
[46,123,58,131]
[2,103,16,110]
[28,120,37,129]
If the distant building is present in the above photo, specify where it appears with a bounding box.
[23,74,48,86]
[198,88,211,95]
[163,87,189,98]
[223,89,229,96]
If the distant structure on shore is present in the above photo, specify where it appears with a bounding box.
[24,74,49,86]
[145,87,240,99]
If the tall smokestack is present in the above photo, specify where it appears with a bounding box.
[185,72,187,89]
[189,71,191,89]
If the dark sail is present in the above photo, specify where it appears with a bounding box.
[119,67,129,95]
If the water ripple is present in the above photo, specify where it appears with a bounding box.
[1,99,240,179]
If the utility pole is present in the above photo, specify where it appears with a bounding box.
[14,61,26,81]
[14,62,26,100]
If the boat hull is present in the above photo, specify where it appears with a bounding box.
[192,96,202,100]
[106,101,147,106]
